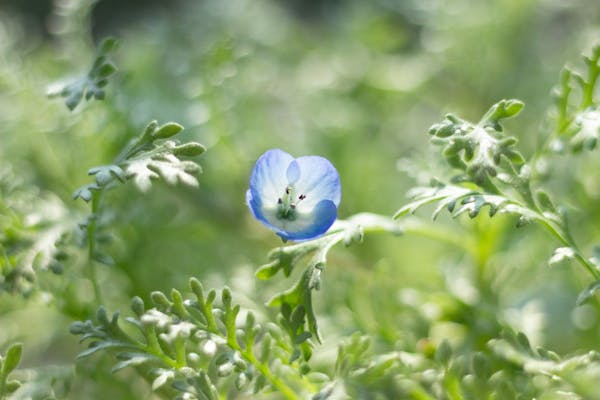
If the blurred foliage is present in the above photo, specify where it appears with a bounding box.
[1,0,600,398]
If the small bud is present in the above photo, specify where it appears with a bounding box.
[294,363,308,375]
[152,122,184,139]
[516,331,531,349]
[187,352,201,365]
[131,296,145,316]
[217,361,234,377]
[151,291,172,308]
[201,340,217,356]
[98,62,117,78]
[96,307,110,326]
[5,380,21,393]
[69,321,87,334]
[173,142,206,157]
[235,372,249,390]
[435,340,452,365]
[222,287,232,307]
[2,343,23,375]
[48,261,64,274]
[502,99,524,118]
[245,312,256,329]
[472,352,490,379]
[142,120,159,139]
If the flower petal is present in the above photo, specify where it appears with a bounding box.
[249,149,294,208]
[249,195,337,241]
[286,160,300,184]
[276,199,338,241]
[246,189,269,227]
[293,156,341,210]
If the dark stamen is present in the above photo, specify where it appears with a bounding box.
[285,187,290,194]
[299,194,306,200]
[277,198,282,204]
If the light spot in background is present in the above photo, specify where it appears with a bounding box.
[398,288,420,307]
[571,304,597,331]
[504,300,546,346]
[186,102,211,126]
[366,55,437,92]
[447,275,480,305]
[421,302,441,320]
[182,78,205,99]
[297,55,338,91]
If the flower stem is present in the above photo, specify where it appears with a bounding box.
[88,191,104,306]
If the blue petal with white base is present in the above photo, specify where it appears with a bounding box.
[247,149,341,241]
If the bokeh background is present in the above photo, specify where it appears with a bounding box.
[1,0,600,398]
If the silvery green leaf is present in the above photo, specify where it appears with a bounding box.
[112,352,161,373]
[152,369,175,391]
[548,247,576,267]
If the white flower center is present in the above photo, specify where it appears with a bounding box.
[276,185,307,221]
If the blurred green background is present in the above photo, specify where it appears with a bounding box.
[1,0,600,398]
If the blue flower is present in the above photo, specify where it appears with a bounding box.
[246,149,341,241]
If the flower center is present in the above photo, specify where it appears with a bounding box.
[276,186,306,221]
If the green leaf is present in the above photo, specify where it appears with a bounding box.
[77,340,136,359]
[2,343,22,376]
[196,371,219,400]
[4,380,21,393]
[124,150,201,192]
[571,109,600,152]
[49,37,120,110]
[395,183,532,222]
[152,122,184,139]
[111,352,160,373]
[551,45,600,150]
[72,183,100,202]
[535,190,556,212]
[88,165,125,186]
[255,261,281,280]
[427,100,526,188]
[548,247,575,267]
[258,241,322,279]
[267,263,322,347]
[435,340,452,366]
[98,37,119,54]
[152,369,174,391]
[173,142,207,156]
[482,99,524,123]
[471,352,490,380]
[576,280,600,306]
[92,251,115,266]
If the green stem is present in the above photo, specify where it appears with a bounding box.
[144,325,179,369]
[0,372,6,400]
[88,191,104,306]
[581,51,600,108]
[224,331,301,399]
[241,350,301,400]
[536,217,600,280]
[174,338,187,367]
[480,177,599,282]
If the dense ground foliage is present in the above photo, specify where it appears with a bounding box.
[1,0,600,398]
